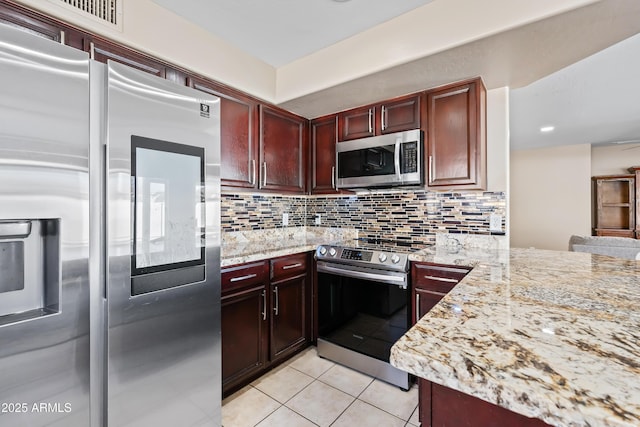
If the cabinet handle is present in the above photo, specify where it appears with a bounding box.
[331,166,336,190]
[261,162,267,187]
[261,290,266,320]
[273,286,279,316]
[89,41,96,60]
[381,105,387,131]
[282,263,302,270]
[428,155,433,184]
[60,30,66,45]
[250,159,256,186]
[368,109,373,134]
[229,273,257,282]
[415,293,420,324]
[423,275,459,283]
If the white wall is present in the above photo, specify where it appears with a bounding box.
[14,0,596,106]
[275,0,598,103]
[14,0,276,101]
[510,144,591,250]
[591,143,640,175]
[486,87,509,192]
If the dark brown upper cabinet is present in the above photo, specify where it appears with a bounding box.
[310,115,339,194]
[189,76,259,191]
[425,77,487,190]
[259,105,308,194]
[338,93,421,141]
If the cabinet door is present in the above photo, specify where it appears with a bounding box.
[380,94,421,135]
[221,285,268,393]
[259,105,307,193]
[311,115,338,194]
[411,263,470,325]
[413,288,447,324]
[190,77,258,190]
[426,79,486,189]
[270,275,307,361]
[338,105,375,141]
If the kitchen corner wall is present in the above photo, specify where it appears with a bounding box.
[221,190,506,245]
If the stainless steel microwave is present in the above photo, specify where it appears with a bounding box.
[336,129,423,189]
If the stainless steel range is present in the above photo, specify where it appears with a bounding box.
[315,238,430,390]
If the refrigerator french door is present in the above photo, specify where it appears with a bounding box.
[102,61,221,427]
[0,22,221,427]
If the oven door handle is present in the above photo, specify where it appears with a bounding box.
[317,262,407,288]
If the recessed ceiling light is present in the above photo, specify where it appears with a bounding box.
[540,126,555,133]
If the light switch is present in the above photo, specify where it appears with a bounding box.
[282,213,289,227]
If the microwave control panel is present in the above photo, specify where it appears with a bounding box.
[341,249,373,262]
[400,141,418,174]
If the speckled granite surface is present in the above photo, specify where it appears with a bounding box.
[391,248,640,427]
[221,227,357,267]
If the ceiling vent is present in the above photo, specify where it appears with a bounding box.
[49,0,122,28]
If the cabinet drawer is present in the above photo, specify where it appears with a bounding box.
[271,253,308,281]
[222,260,269,294]
[413,263,471,293]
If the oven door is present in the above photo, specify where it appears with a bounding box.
[316,261,409,364]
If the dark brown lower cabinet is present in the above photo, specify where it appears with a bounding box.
[222,253,310,396]
[270,273,307,361]
[221,284,268,392]
[221,261,270,395]
[420,379,551,427]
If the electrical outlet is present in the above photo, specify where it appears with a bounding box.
[315,214,321,226]
[489,214,502,232]
[282,213,289,227]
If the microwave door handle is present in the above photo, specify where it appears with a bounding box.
[394,140,401,181]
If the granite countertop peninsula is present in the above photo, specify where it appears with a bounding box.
[391,247,640,427]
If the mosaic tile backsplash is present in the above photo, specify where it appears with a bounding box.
[222,190,506,245]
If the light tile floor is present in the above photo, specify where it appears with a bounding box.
[222,347,420,427]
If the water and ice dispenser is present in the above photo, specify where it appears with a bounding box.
[0,219,60,324]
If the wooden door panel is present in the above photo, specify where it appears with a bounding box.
[260,105,306,193]
[428,85,475,185]
[311,116,338,194]
[221,286,267,389]
[270,276,306,360]
[381,95,421,134]
[338,106,375,141]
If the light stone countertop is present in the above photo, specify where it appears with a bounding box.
[221,227,358,267]
[391,247,640,427]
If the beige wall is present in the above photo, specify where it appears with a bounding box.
[14,0,277,101]
[486,87,509,192]
[591,143,640,175]
[510,144,591,250]
[14,0,596,107]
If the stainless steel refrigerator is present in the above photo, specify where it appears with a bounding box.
[0,23,221,427]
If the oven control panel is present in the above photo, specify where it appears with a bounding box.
[340,249,372,262]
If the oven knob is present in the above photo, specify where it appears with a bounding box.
[378,253,387,263]
[329,247,337,257]
[391,254,401,264]
[318,246,327,256]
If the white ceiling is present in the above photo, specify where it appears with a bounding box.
[151,0,435,67]
[149,0,640,150]
[510,33,640,150]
